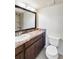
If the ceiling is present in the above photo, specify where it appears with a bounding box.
[15,0,63,10]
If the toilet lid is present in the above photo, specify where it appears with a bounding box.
[46,45,58,56]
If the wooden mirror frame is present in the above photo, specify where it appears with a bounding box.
[15,5,37,32]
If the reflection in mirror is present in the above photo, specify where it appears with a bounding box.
[15,6,36,31]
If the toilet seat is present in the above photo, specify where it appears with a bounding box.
[46,45,58,59]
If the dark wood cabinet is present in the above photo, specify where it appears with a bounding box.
[25,44,35,59]
[15,31,46,59]
[34,38,43,56]
[25,33,45,59]
[15,51,24,59]
[15,44,25,59]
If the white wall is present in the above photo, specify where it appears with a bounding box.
[37,3,63,37]
[37,3,63,55]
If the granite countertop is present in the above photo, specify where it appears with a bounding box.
[15,29,44,48]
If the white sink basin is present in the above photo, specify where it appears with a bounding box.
[15,34,30,42]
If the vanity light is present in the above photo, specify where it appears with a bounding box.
[15,1,36,12]
[15,1,26,9]
[26,6,36,12]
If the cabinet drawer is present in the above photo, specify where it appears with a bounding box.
[25,34,42,48]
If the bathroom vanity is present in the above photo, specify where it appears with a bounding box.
[15,29,46,59]
[15,5,45,59]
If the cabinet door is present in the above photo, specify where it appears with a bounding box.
[33,38,43,57]
[34,40,41,56]
[15,51,24,59]
[25,45,35,59]
[42,32,45,47]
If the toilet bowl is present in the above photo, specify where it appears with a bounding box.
[46,45,58,59]
[46,36,60,59]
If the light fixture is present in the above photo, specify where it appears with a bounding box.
[15,1,26,8]
[15,1,36,12]
[26,6,36,12]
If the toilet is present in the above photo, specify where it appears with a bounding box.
[46,36,60,59]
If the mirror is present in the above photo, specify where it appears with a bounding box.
[15,5,36,31]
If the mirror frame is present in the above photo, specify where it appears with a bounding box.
[15,5,37,32]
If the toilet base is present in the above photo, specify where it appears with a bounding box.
[46,54,58,59]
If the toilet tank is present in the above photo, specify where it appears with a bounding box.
[48,36,60,47]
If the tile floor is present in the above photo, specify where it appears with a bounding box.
[36,48,63,59]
